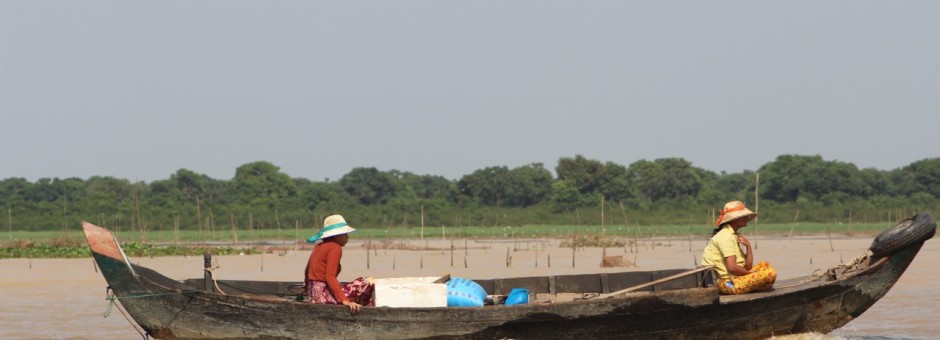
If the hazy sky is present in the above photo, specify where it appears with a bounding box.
[2,2,938,183]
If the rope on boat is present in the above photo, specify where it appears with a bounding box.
[793,250,874,286]
[204,262,227,295]
[103,287,153,340]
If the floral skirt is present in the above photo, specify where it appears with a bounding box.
[717,261,777,295]
[306,277,374,305]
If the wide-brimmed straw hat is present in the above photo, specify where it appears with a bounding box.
[306,214,357,243]
[713,201,757,226]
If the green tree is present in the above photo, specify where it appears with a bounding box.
[555,155,606,195]
[393,171,454,201]
[457,166,510,206]
[759,155,871,202]
[891,157,940,198]
[503,163,554,207]
[232,161,297,207]
[339,167,401,205]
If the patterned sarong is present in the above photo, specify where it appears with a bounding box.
[306,277,374,305]
[717,261,777,295]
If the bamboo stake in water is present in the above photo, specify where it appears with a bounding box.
[754,172,760,250]
[174,214,180,246]
[294,220,299,252]
[231,214,238,245]
[275,208,281,238]
[196,195,202,243]
[600,194,605,235]
[572,246,576,268]
[787,210,799,245]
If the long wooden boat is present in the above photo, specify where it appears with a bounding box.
[83,213,936,339]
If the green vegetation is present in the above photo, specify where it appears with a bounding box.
[1,153,938,259]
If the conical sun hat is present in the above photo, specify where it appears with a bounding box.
[713,201,757,226]
[306,214,357,243]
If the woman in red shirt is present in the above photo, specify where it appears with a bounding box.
[304,214,374,313]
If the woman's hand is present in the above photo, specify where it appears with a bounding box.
[342,300,361,314]
[737,234,755,270]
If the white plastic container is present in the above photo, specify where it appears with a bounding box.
[373,276,448,308]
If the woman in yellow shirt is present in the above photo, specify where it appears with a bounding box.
[701,201,777,295]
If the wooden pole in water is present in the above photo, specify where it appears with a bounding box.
[231,214,238,245]
[753,172,759,249]
[135,191,143,244]
[275,208,282,239]
[204,252,212,292]
[196,195,203,243]
[572,246,576,268]
[174,214,180,246]
[788,210,799,245]
[600,194,605,235]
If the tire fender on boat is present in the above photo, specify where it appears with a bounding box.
[869,212,937,258]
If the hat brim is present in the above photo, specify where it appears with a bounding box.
[321,226,356,239]
[718,211,757,225]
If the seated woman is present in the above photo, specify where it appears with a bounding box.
[304,214,374,313]
[701,201,777,295]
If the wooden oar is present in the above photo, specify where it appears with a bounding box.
[588,266,715,299]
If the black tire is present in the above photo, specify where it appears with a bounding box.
[869,213,937,258]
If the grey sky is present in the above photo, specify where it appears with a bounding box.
[2,2,938,183]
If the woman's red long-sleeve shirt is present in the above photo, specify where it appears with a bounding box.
[305,240,346,303]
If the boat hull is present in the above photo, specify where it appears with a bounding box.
[84,221,926,340]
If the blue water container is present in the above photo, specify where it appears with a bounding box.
[505,288,529,305]
[446,277,487,307]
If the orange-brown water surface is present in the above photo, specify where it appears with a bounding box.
[2,235,937,339]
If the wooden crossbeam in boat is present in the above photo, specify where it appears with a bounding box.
[589,266,715,299]
[433,274,451,284]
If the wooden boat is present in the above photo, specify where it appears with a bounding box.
[83,213,936,339]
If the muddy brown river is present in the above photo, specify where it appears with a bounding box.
[2,235,936,339]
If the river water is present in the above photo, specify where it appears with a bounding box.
[1,235,936,339]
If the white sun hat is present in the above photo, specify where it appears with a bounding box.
[306,214,357,243]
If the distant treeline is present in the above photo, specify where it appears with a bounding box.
[1,154,938,233]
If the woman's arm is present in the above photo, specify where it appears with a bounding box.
[324,246,346,303]
[724,255,752,276]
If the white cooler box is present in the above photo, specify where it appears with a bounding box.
[373,276,448,308]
